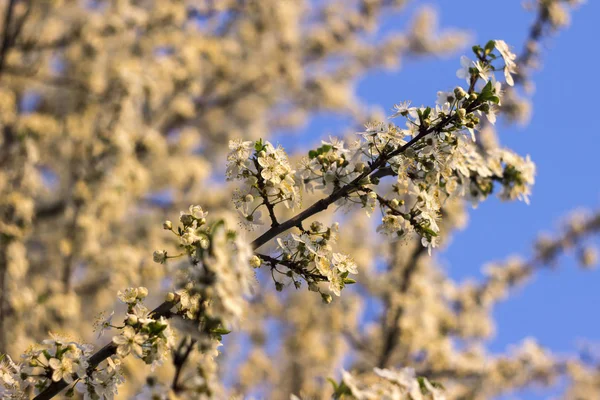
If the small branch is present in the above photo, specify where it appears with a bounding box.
[171,336,197,393]
[376,244,427,368]
[256,253,327,282]
[253,159,280,228]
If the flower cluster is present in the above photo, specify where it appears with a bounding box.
[274,222,358,297]
[158,205,256,335]
[2,335,93,396]
[74,356,124,400]
[294,40,533,254]
[457,39,517,86]
[0,355,25,399]
[113,291,175,369]
[297,136,363,197]
[227,139,301,228]
[338,367,445,400]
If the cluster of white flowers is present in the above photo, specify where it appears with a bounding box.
[297,41,533,254]
[0,287,174,398]
[0,335,93,397]
[488,149,536,204]
[221,43,533,261]
[275,221,357,297]
[457,40,517,86]
[227,139,301,227]
[158,205,256,335]
[112,290,175,370]
[0,354,26,399]
[74,356,124,400]
[340,367,445,400]
[297,136,363,197]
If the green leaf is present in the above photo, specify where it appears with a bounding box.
[484,40,496,54]
[308,150,318,159]
[332,380,352,399]
[210,327,232,335]
[478,80,495,101]
[343,278,357,285]
[420,226,438,237]
[417,377,428,393]
[422,107,431,120]
[327,377,339,392]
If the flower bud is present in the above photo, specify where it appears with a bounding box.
[250,255,262,268]
[137,287,148,299]
[457,108,467,120]
[200,238,210,249]
[244,194,254,203]
[321,293,333,304]
[153,250,167,264]
[180,214,194,226]
[127,315,138,325]
[454,87,467,99]
[310,221,323,232]
[163,220,172,230]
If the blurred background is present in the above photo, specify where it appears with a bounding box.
[0,1,598,399]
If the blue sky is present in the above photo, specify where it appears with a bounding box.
[276,1,600,397]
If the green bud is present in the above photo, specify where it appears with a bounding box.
[354,162,366,173]
[321,293,333,304]
[454,87,467,99]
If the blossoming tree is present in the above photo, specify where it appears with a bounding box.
[0,0,597,399]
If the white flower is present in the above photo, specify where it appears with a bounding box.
[474,60,491,82]
[328,272,343,296]
[180,227,201,246]
[456,55,473,82]
[291,233,318,255]
[153,250,167,264]
[188,205,208,220]
[390,101,413,118]
[237,209,263,229]
[112,326,148,358]
[495,40,517,86]
[48,357,74,383]
[117,288,139,304]
[96,311,115,338]
[332,253,358,274]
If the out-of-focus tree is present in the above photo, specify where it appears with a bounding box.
[0,0,597,399]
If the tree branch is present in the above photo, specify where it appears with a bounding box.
[34,76,483,400]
